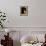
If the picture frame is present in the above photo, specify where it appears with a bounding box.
[20,6,28,16]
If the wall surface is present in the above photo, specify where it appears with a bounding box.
[0,0,46,27]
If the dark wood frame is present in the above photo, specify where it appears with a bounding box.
[20,6,28,16]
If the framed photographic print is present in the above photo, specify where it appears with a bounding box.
[20,6,28,16]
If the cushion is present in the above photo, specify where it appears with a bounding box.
[20,35,37,43]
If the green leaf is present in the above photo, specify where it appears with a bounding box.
[3,16,6,17]
[1,25,3,28]
[0,12,2,13]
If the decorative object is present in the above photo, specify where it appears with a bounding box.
[20,6,28,16]
[5,29,10,33]
[0,10,6,28]
[1,31,13,46]
[5,29,10,36]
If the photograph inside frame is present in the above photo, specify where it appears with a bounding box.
[20,6,28,16]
